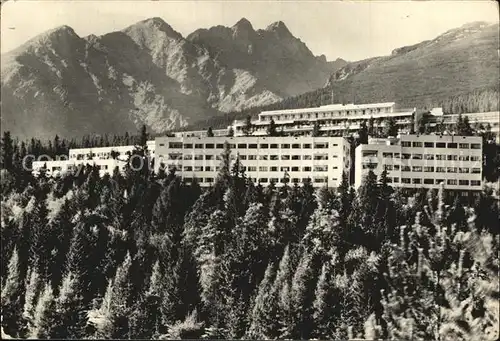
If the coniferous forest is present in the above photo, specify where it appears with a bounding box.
[1,128,499,340]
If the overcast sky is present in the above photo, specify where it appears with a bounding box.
[1,0,498,61]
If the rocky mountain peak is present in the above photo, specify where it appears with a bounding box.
[126,17,183,40]
[265,21,292,37]
[233,17,254,31]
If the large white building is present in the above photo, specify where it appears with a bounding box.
[354,134,483,192]
[229,102,416,136]
[154,136,352,188]
[31,141,156,177]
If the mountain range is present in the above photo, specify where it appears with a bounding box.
[1,17,345,139]
[2,19,498,140]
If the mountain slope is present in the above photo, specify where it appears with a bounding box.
[324,21,500,108]
[1,18,341,139]
[186,21,499,131]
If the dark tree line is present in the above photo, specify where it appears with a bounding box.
[1,126,499,340]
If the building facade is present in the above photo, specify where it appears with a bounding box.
[229,102,416,136]
[354,134,483,192]
[155,136,352,188]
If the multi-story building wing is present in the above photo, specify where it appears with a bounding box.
[31,158,127,178]
[68,140,156,161]
[155,136,351,188]
[355,134,483,193]
[229,102,416,136]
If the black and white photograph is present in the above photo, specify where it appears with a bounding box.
[1,0,499,340]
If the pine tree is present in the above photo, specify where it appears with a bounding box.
[1,131,14,171]
[30,282,57,338]
[1,247,27,337]
[383,117,398,137]
[312,121,321,137]
[358,120,369,144]
[242,115,253,136]
[207,127,215,137]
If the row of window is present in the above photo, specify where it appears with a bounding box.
[177,165,337,172]
[400,141,481,149]
[387,178,481,186]
[260,107,391,122]
[164,153,337,161]
[364,151,481,161]
[363,163,481,174]
[164,142,335,149]
[183,176,338,184]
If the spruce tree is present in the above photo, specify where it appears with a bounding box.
[30,282,57,339]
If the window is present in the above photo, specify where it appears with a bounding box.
[281,155,290,160]
[314,154,328,160]
[292,155,301,160]
[412,178,421,184]
[424,166,434,172]
[303,155,312,160]
[314,142,329,149]
[459,155,470,161]
[424,178,434,185]
[471,168,481,174]
[248,166,257,172]
[183,155,193,160]
[459,143,469,149]
[291,166,299,171]
[259,178,269,183]
[194,155,203,160]
[393,165,400,170]
[447,143,457,149]
[292,143,301,149]
[248,155,257,160]
[362,151,378,157]
[459,180,469,186]
[402,166,411,171]
[447,155,458,161]
[169,142,183,148]
[412,142,423,147]
[402,153,411,160]
[383,152,393,158]
[424,154,435,160]
[436,167,446,173]
[240,155,247,160]
[412,166,422,172]
[436,155,446,160]
[447,179,457,185]
[270,167,278,172]
[216,143,224,149]
[303,166,312,171]
[459,167,469,173]
[401,141,411,147]
[471,156,481,161]
[194,166,203,171]
[412,154,423,160]
[260,144,269,149]
[314,177,328,183]
[393,177,400,183]
[280,167,290,172]
[363,163,377,169]
[402,178,411,184]
[184,177,193,183]
[314,165,328,172]
[205,178,214,183]
[270,155,279,160]
[385,165,393,171]
[183,166,192,171]
[159,143,165,147]
[424,142,434,148]
[259,155,268,160]
[270,144,278,149]
[205,143,214,149]
[471,180,481,186]
[259,166,268,172]
[195,144,203,149]
[471,143,481,149]
[435,179,444,185]
[303,143,311,149]
[393,153,401,159]
[447,167,457,173]
[281,144,290,149]
[205,166,213,171]
[270,178,279,183]
[168,153,182,160]
[436,142,446,148]
[247,143,257,149]
[205,155,214,160]
[238,143,246,149]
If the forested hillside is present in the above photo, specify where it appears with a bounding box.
[1,129,499,340]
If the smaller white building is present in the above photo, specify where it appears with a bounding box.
[31,158,128,178]
[354,134,483,192]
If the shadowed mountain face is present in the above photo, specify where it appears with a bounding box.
[1,17,343,139]
[324,21,500,108]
